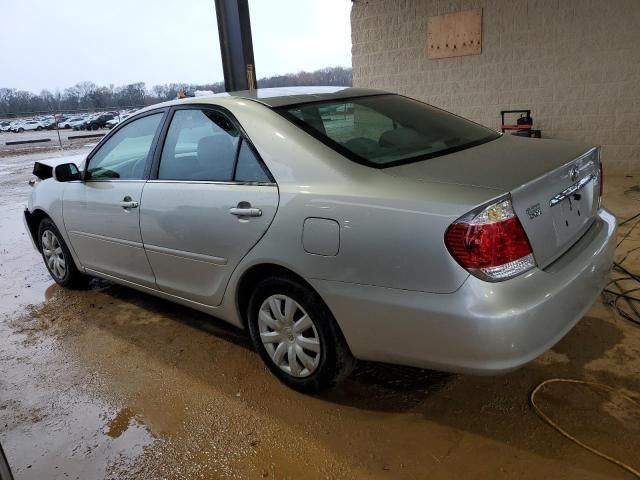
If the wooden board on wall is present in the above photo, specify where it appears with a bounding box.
[427,9,482,59]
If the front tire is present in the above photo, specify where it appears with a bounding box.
[38,218,88,288]
[247,276,355,392]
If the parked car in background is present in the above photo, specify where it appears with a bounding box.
[58,116,85,129]
[85,113,114,130]
[106,113,132,129]
[0,121,11,132]
[3,121,20,132]
[40,117,58,130]
[70,117,90,131]
[11,120,43,132]
[24,87,615,392]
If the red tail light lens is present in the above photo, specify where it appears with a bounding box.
[445,197,535,281]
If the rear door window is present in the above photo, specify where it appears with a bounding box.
[158,109,240,182]
[234,140,270,183]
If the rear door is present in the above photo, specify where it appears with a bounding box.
[63,111,165,286]
[139,105,278,306]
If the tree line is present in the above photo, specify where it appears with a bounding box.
[0,66,352,116]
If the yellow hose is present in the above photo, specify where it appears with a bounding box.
[530,378,640,478]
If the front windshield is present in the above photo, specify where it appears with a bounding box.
[277,94,500,168]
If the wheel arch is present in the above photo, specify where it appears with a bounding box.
[236,263,326,329]
[236,262,356,389]
[25,208,51,251]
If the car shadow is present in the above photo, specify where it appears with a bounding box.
[95,280,253,352]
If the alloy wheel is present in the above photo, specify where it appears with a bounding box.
[41,230,66,280]
[258,294,321,378]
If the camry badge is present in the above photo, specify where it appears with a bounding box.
[526,203,542,219]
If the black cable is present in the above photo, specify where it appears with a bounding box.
[616,215,640,248]
[620,211,640,226]
[602,210,640,327]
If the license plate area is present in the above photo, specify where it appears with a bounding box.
[550,175,597,243]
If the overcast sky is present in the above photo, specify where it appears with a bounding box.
[0,0,352,93]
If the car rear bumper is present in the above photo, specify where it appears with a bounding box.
[309,208,617,374]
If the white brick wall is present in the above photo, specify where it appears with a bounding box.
[351,0,640,174]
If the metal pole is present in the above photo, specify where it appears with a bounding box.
[214,0,257,92]
[55,112,63,150]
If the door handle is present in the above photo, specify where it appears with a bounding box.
[120,196,139,209]
[229,207,262,217]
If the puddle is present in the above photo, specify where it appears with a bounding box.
[0,317,156,480]
[105,407,136,439]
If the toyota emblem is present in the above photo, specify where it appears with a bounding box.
[569,165,579,182]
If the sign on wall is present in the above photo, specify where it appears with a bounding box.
[427,8,482,59]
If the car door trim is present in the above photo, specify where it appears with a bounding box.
[143,243,228,266]
[146,179,276,186]
[68,230,144,249]
[82,179,148,183]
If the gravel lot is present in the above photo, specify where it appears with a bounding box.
[0,148,639,479]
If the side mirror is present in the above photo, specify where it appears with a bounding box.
[54,163,81,182]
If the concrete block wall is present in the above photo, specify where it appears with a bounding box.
[351,0,640,174]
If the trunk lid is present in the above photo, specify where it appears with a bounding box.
[385,134,601,268]
[510,147,600,268]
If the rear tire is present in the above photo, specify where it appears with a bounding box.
[38,218,89,289]
[247,276,355,392]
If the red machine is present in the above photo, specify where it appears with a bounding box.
[500,109,541,138]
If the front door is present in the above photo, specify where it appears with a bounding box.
[139,107,278,306]
[63,111,165,287]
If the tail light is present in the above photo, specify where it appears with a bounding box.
[445,196,536,282]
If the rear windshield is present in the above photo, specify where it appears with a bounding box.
[277,94,500,168]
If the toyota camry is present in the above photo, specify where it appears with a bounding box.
[24,87,616,391]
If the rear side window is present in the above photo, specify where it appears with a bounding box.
[159,109,240,181]
[278,94,500,168]
[234,140,270,183]
[158,108,272,183]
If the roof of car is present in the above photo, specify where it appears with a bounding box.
[146,86,390,113]
[212,86,389,107]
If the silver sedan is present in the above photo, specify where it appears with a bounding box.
[24,87,616,391]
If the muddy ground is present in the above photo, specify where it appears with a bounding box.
[0,149,639,479]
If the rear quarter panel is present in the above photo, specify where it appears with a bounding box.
[224,100,501,294]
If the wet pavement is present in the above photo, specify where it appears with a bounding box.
[0,149,639,479]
